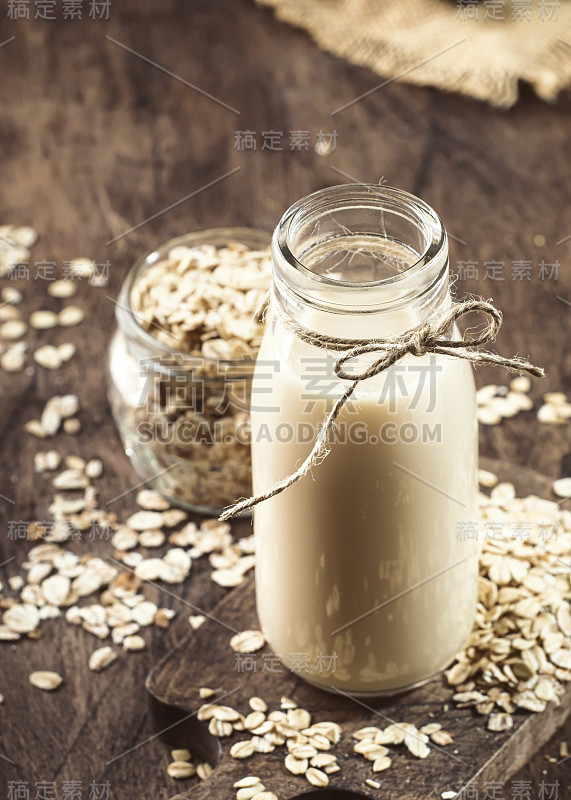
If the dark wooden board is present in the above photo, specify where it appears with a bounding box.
[147,459,571,800]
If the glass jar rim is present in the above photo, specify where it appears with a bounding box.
[273,184,448,314]
[115,226,272,376]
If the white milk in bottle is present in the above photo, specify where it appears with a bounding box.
[250,186,479,696]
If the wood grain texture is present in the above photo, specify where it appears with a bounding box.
[0,0,569,797]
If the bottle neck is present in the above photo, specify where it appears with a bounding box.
[271,185,450,340]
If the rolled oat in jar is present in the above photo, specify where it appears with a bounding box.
[107,228,271,515]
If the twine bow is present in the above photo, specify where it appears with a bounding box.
[220,298,544,521]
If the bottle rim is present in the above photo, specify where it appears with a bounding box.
[273,184,448,314]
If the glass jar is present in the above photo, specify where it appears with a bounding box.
[251,186,479,696]
[107,227,271,515]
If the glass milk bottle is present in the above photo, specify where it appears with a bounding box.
[250,185,479,696]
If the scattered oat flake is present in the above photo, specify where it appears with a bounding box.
[430,730,454,746]
[544,392,567,404]
[88,646,117,672]
[306,767,328,787]
[29,671,63,691]
[353,726,380,741]
[376,724,406,745]
[197,703,217,721]
[136,488,170,510]
[1,347,26,372]
[167,761,196,779]
[209,717,233,737]
[139,529,165,548]
[234,777,262,789]
[40,399,63,436]
[126,510,164,530]
[133,558,163,581]
[3,603,40,633]
[161,508,187,527]
[372,754,393,772]
[56,394,80,418]
[111,528,139,551]
[488,713,513,732]
[41,574,70,605]
[477,407,501,426]
[10,225,37,247]
[213,705,241,722]
[404,729,430,758]
[63,418,81,434]
[68,257,94,277]
[123,635,146,651]
[49,279,77,298]
[0,319,27,340]
[310,752,337,767]
[131,601,158,627]
[57,305,85,327]
[58,342,77,362]
[230,629,265,654]
[197,762,213,780]
[510,376,531,393]
[446,661,472,686]
[189,615,206,629]
[30,310,58,329]
[478,469,498,488]
[236,784,266,798]
[171,748,191,762]
[53,468,88,490]
[535,680,556,702]
[552,477,571,499]
[284,753,307,774]
[537,404,566,425]
[249,696,267,712]
[85,459,103,478]
[212,568,244,587]
[2,287,22,304]
[34,345,62,369]
[230,740,256,759]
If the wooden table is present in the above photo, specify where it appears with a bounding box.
[0,1,569,797]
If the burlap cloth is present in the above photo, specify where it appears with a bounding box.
[255,0,571,107]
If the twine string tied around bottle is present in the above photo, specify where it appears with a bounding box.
[219,298,544,521]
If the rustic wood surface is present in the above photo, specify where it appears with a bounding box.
[147,459,571,800]
[0,0,570,798]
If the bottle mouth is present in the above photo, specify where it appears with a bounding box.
[273,184,448,313]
